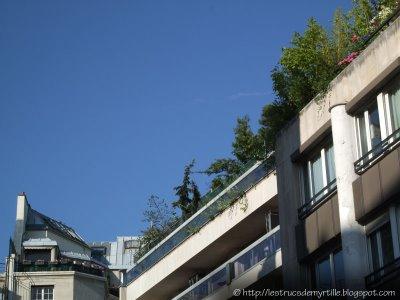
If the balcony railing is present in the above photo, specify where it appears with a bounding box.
[354,127,400,175]
[365,257,400,288]
[298,179,337,220]
[125,160,274,285]
[17,261,105,277]
[173,227,281,300]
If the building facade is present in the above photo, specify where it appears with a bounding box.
[4,193,108,300]
[90,236,139,296]
[276,12,400,292]
[121,12,400,300]
[2,10,400,300]
[122,161,281,300]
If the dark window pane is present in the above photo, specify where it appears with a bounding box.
[333,250,345,289]
[370,231,381,271]
[369,102,382,148]
[380,223,394,266]
[317,256,332,289]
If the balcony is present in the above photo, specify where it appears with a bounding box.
[298,179,337,220]
[124,162,277,300]
[353,135,400,223]
[125,160,274,285]
[366,257,400,289]
[17,260,105,277]
[173,227,281,300]
[354,127,400,175]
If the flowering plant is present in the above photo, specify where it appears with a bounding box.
[338,51,360,66]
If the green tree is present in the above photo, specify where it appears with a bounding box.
[233,116,265,163]
[173,160,202,220]
[206,116,265,189]
[135,195,177,259]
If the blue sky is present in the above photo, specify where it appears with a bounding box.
[0,0,351,259]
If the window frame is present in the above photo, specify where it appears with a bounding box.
[354,74,400,174]
[314,248,344,290]
[301,139,336,206]
[355,99,383,159]
[31,285,54,300]
[366,207,400,274]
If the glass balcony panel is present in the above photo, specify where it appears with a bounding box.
[175,229,280,300]
[126,161,272,284]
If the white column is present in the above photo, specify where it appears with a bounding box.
[7,254,16,300]
[51,248,57,262]
[330,104,368,290]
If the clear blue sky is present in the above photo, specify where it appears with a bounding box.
[0,0,351,260]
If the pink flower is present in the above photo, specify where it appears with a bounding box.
[338,51,359,66]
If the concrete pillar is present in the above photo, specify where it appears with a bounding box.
[51,248,57,261]
[7,254,16,300]
[330,104,368,289]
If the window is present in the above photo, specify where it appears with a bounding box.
[24,249,51,262]
[387,79,400,132]
[31,286,53,300]
[303,142,336,205]
[356,101,383,157]
[355,74,400,170]
[368,222,395,272]
[315,249,344,290]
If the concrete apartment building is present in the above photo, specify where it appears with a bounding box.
[2,9,399,300]
[277,13,400,292]
[121,161,281,300]
[90,236,139,296]
[120,12,400,300]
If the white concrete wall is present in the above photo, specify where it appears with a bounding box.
[126,172,277,300]
[73,272,107,300]
[12,271,106,300]
[24,231,91,257]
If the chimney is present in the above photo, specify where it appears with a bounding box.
[13,192,29,257]
[16,192,28,221]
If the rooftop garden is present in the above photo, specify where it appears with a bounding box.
[134,0,400,262]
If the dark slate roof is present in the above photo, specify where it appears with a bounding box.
[26,207,89,248]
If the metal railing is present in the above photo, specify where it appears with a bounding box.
[125,160,275,285]
[173,227,281,300]
[17,261,105,277]
[365,256,400,288]
[298,179,337,220]
[354,127,400,174]
[134,159,261,259]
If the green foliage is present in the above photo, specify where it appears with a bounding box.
[206,0,399,188]
[135,0,400,260]
[260,0,399,154]
[233,116,265,163]
[277,18,337,107]
[206,116,265,189]
[351,0,375,36]
[173,160,202,220]
[135,195,177,260]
